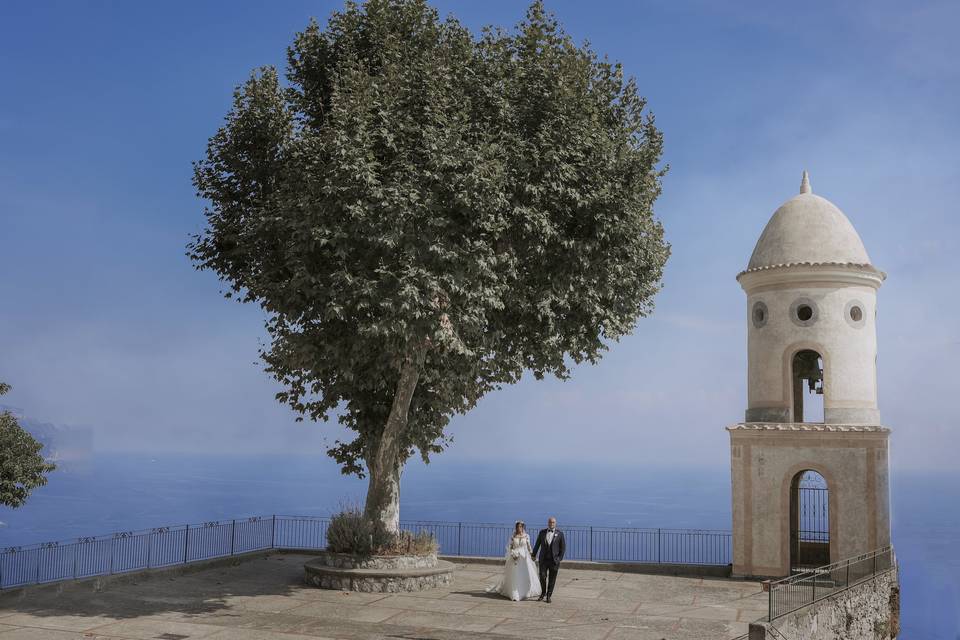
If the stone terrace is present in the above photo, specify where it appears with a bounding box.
[0,553,767,639]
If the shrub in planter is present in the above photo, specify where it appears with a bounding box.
[325,507,438,557]
[382,530,439,556]
[326,506,393,556]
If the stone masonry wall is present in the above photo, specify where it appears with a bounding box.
[303,553,455,593]
[752,569,900,640]
[306,570,452,593]
[310,552,438,570]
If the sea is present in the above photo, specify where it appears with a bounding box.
[0,453,956,638]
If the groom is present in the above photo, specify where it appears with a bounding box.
[531,517,565,603]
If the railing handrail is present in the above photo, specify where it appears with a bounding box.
[2,517,731,554]
[767,545,896,621]
[401,520,731,534]
[766,545,893,588]
[1,516,274,554]
[1,514,732,590]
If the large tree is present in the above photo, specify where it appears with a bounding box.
[190,0,668,531]
[0,383,56,509]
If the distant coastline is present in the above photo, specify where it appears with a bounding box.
[0,406,93,469]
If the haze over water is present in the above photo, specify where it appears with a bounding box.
[1,455,956,639]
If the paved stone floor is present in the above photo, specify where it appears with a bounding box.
[0,554,767,639]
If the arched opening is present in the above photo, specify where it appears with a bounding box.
[791,349,824,423]
[790,470,830,570]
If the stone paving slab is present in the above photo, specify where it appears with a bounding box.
[88,618,225,639]
[0,629,121,640]
[284,601,407,623]
[466,600,570,621]
[0,553,765,639]
[373,593,481,613]
[0,612,119,632]
[205,630,337,640]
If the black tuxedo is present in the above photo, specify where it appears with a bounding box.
[532,528,565,598]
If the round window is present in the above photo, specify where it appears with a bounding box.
[752,301,768,328]
[844,300,866,328]
[789,298,819,327]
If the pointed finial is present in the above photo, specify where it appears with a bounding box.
[800,170,812,194]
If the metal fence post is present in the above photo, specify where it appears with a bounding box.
[811,571,816,604]
[768,584,773,622]
[109,537,115,575]
[183,524,190,564]
[589,527,593,562]
[271,515,276,549]
[230,520,236,556]
[457,523,462,556]
[657,528,661,564]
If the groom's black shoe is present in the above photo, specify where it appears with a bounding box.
[545,596,552,603]
[537,594,544,601]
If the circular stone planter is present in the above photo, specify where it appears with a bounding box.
[303,551,454,593]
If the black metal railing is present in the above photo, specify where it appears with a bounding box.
[797,486,829,542]
[0,515,731,590]
[767,546,895,620]
[401,521,731,565]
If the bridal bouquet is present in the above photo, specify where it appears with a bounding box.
[509,548,522,564]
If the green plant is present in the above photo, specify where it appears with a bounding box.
[190,0,668,532]
[325,505,438,556]
[383,530,439,556]
[0,382,56,508]
[873,619,889,638]
[325,506,393,556]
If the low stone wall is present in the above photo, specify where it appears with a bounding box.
[750,569,900,640]
[303,552,454,593]
[310,552,438,570]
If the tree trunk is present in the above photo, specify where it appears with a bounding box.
[364,340,427,533]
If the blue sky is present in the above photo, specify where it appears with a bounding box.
[1,1,957,471]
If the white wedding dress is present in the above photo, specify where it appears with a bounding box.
[486,533,542,601]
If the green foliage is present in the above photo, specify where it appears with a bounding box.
[0,383,56,509]
[384,529,439,556]
[189,0,669,478]
[325,505,396,555]
[325,505,438,556]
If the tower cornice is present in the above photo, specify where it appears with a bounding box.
[726,422,890,433]
[737,262,885,293]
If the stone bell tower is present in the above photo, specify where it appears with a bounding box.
[728,172,891,578]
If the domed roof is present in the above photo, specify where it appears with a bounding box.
[746,172,873,271]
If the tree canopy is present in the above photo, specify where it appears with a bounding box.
[0,383,56,509]
[190,0,669,529]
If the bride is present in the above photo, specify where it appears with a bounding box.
[486,520,542,601]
